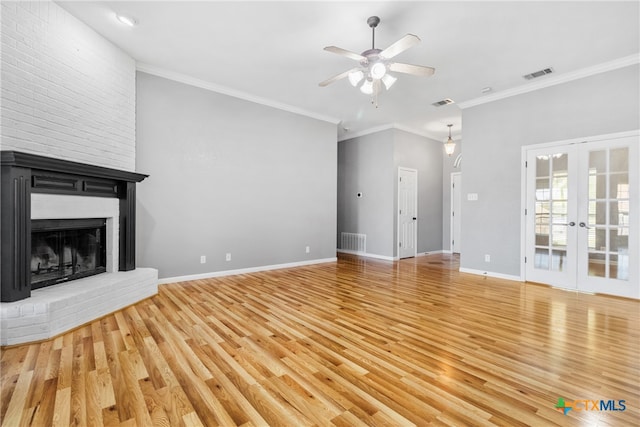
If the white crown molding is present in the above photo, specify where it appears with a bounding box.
[136,63,341,125]
[338,124,394,141]
[393,124,440,141]
[458,54,640,110]
[339,123,446,142]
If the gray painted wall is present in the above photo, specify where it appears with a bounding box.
[393,129,443,254]
[442,140,462,252]
[461,65,640,276]
[136,72,337,279]
[337,130,395,257]
[337,128,443,258]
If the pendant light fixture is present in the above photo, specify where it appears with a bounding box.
[444,124,456,156]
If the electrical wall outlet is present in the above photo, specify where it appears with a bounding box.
[484,254,491,262]
[225,253,231,261]
[305,246,310,253]
[200,255,206,264]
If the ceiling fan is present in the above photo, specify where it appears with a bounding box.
[319,16,435,106]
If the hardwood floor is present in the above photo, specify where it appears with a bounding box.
[1,253,639,426]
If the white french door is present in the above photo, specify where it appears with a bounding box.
[525,134,639,298]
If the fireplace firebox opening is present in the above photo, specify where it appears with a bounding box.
[31,218,107,289]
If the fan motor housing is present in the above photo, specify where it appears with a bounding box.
[361,48,383,66]
[367,16,380,28]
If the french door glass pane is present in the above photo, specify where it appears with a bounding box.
[554,153,568,173]
[592,174,607,199]
[589,150,607,170]
[536,157,550,177]
[552,225,567,247]
[551,250,566,272]
[534,248,549,269]
[610,228,629,252]
[552,177,568,199]
[610,201,629,226]
[610,173,629,195]
[610,148,629,172]
[535,231,549,246]
[610,254,630,280]
[588,201,607,225]
[588,252,606,277]
[588,228,607,251]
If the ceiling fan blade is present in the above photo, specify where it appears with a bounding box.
[324,46,365,62]
[319,68,359,87]
[389,62,435,77]
[380,34,421,59]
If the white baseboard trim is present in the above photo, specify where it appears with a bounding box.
[337,249,450,260]
[416,250,450,256]
[459,267,523,282]
[158,257,337,285]
[336,249,397,261]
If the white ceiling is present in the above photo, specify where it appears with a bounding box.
[56,1,639,142]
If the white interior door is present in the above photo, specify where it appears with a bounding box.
[525,134,639,298]
[451,173,462,254]
[398,168,417,259]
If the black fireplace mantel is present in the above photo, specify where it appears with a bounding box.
[1,151,148,302]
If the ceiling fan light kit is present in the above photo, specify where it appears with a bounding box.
[319,16,435,107]
[381,74,397,90]
[370,62,387,79]
[348,70,364,87]
[360,79,374,95]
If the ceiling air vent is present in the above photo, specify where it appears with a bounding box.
[523,67,554,80]
[432,98,455,107]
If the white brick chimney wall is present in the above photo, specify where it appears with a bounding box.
[1,1,136,171]
[0,2,158,346]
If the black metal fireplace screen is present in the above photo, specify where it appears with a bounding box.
[31,218,106,289]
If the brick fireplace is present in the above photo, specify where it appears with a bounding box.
[0,151,158,345]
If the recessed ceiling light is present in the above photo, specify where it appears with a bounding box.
[115,13,137,27]
[481,87,492,93]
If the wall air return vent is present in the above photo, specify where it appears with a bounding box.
[523,67,554,80]
[432,98,455,107]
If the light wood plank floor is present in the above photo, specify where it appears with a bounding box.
[1,254,639,426]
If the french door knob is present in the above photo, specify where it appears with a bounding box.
[569,221,576,226]
[579,222,591,229]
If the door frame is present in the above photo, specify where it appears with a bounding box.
[520,129,639,288]
[397,167,418,259]
[450,172,462,254]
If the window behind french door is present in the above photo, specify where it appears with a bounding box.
[525,134,638,298]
